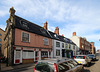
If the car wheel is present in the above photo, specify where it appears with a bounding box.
[87,62,89,67]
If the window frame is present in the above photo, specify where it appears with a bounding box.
[62,43,64,48]
[56,42,60,47]
[56,49,60,56]
[22,32,30,42]
[0,39,1,42]
[43,38,49,45]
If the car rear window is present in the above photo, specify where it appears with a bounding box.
[58,62,69,72]
[75,56,85,59]
[35,62,54,72]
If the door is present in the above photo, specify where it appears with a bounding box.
[15,50,21,64]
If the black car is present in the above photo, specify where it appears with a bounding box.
[88,54,96,60]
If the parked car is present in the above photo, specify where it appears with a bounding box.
[34,58,84,72]
[88,54,96,60]
[74,55,91,66]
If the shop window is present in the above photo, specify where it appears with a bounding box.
[56,42,60,47]
[56,49,60,56]
[0,39,1,42]
[0,34,2,36]
[23,50,34,59]
[22,32,30,42]
[44,38,49,45]
[62,43,64,48]
[41,51,48,57]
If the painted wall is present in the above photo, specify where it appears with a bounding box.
[15,28,52,49]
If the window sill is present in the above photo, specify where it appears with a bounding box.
[21,41,30,43]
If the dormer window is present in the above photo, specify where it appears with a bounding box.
[54,34,59,39]
[44,38,49,45]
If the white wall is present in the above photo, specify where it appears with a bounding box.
[53,40,65,59]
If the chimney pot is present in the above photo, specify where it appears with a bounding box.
[54,26,59,35]
[73,32,76,36]
[43,21,48,30]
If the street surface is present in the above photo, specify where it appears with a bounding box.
[1,53,100,72]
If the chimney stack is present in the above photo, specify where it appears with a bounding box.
[54,26,59,35]
[43,21,48,30]
[62,34,64,37]
[73,32,76,36]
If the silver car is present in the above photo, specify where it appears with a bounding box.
[34,58,84,72]
[74,55,91,66]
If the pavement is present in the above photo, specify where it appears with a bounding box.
[0,63,35,72]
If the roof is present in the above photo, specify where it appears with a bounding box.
[38,58,72,64]
[15,15,52,38]
[14,15,76,45]
[0,28,5,32]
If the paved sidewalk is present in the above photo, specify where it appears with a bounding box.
[0,63,35,72]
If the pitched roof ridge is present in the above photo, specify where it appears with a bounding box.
[0,28,5,32]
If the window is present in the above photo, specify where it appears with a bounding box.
[58,62,69,72]
[23,50,34,59]
[35,62,53,72]
[66,44,68,48]
[73,46,75,50]
[0,43,1,46]
[56,49,60,56]
[62,43,64,48]
[69,44,71,49]
[0,34,2,36]
[41,51,48,57]
[56,42,60,47]
[0,39,1,42]
[22,32,29,42]
[44,38,49,45]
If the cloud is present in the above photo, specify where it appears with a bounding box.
[0,0,100,50]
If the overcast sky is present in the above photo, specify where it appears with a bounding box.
[0,0,100,50]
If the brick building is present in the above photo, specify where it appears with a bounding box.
[0,28,5,56]
[70,32,93,55]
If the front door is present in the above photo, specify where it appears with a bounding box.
[15,50,21,64]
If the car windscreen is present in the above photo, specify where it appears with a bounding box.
[75,56,85,59]
[35,62,54,72]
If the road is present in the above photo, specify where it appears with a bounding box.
[84,53,100,72]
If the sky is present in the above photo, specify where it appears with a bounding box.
[0,0,100,50]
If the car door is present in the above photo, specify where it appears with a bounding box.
[86,56,91,63]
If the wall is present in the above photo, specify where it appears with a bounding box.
[15,28,52,49]
[0,28,5,56]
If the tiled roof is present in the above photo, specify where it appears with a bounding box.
[15,15,51,38]
[14,15,76,45]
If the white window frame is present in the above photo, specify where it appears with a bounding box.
[21,32,30,42]
[43,38,49,45]
[56,42,60,47]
